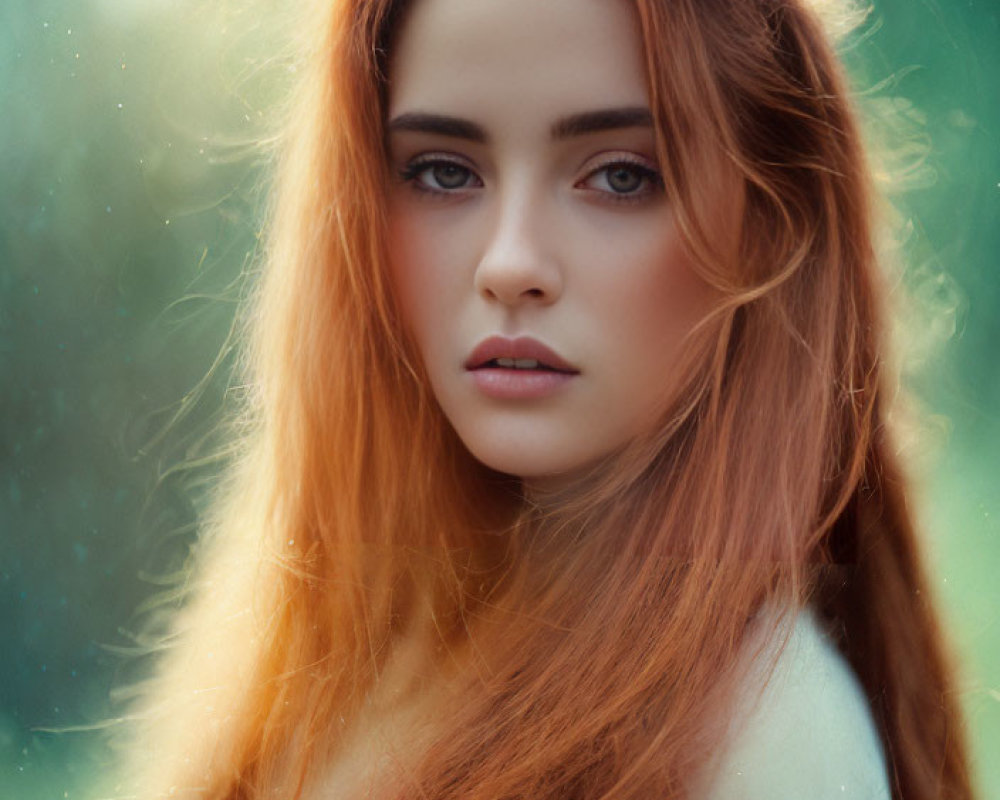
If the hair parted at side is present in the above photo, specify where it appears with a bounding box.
[121,0,973,798]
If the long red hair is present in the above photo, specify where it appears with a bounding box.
[122,0,973,798]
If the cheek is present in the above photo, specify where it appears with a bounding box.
[388,218,423,336]
[579,215,711,354]
[578,217,715,434]
[636,239,711,345]
[387,208,451,355]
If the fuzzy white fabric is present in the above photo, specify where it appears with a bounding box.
[697,608,891,799]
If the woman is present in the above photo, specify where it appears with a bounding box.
[120,0,973,797]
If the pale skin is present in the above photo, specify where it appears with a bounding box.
[387,0,717,493]
[326,4,890,795]
[137,2,892,796]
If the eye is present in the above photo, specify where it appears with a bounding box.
[578,159,663,202]
[399,156,482,195]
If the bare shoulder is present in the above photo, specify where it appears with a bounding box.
[694,607,891,800]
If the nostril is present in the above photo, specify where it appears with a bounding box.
[474,250,561,305]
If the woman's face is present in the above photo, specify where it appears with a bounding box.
[386,0,715,489]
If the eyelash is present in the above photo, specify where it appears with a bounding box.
[398,156,483,197]
[397,155,663,204]
[577,157,664,204]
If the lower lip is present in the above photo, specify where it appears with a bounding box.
[469,368,576,399]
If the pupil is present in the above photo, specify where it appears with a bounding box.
[608,167,641,193]
[434,164,467,189]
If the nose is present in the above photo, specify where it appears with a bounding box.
[473,188,563,307]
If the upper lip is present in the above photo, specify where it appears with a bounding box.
[465,335,579,373]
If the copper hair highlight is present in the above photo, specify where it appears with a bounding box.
[122,0,973,798]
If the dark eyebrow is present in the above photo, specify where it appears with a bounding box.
[386,112,488,143]
[385,106,654,144]
[551,106,653,139]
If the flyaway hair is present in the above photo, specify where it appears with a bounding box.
[120,0,973,798]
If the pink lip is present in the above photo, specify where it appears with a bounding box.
[465,335,579,400]
[464,336,579,373]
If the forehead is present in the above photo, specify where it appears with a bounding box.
[387,0,649,120]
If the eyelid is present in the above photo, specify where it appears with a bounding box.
[575,151,664,202]
[580,150,659,173]
[398,152,484,193]
[406,151,479,172]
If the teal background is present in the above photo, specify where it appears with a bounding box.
[0,1,997,797]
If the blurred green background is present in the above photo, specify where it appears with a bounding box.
[0,0,997,797]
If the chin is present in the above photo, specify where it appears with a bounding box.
[465,446,556,480]
[459,435,600,487]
